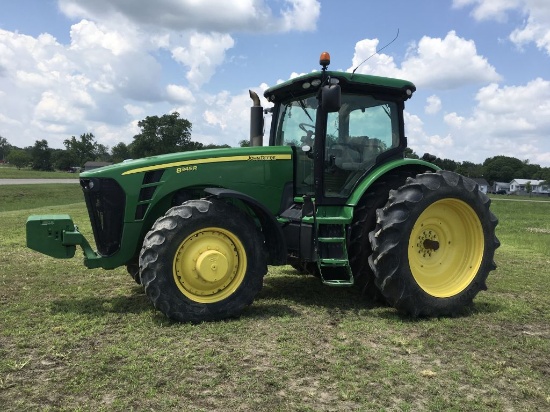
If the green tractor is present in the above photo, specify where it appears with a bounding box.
[26,52,499,322]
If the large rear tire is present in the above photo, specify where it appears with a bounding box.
[139,199,267,322]
[369,171,499,317]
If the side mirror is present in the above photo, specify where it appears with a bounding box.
[321,84,341,113]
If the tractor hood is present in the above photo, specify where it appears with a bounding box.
[79,147,229,178]
[80,146,283,179]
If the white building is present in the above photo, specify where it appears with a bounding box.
[471,178,489,194]
[509,179,549,195]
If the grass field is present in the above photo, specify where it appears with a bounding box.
[0,185,83,213]
[1,186,549,411]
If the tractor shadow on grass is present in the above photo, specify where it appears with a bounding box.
[252,266,502,322]
[250,267,383,318]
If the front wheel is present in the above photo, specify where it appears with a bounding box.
[139,199,267,322]
[369,171,500,317]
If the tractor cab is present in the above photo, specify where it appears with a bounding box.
[271,89,402,200]
[262,52,415,205]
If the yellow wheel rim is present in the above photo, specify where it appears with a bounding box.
[408,199,484,298]
[173,227,247,303]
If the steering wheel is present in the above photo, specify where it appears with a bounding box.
[299,123,315,134]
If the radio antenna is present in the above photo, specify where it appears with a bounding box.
[352,29,400,76]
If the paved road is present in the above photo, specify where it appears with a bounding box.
[491,197,550,203]
[0,179,80,185]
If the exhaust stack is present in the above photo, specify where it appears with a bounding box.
[249,90,264,147]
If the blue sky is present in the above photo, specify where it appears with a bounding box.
[1,0,549,166]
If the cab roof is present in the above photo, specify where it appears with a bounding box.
[264,71,416,102]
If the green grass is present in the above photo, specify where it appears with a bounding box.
[0,165,77,179]
[0,185,83,212]
[1,187,549,411]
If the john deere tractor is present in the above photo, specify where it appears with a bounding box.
[26,52,499,322]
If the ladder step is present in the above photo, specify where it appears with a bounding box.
[318,263,354,286]
[316,216,351,224]
[322,279,354,287]
[319,258,349,266]
[318,237,345,243]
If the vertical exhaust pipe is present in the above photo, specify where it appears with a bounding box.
[249,90,263,147]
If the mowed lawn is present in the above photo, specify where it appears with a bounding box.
[1,184,549,411]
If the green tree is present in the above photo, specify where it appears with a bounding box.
[95,143,111,162]
[239,139,251,148]
[519,160,541,180]
[456,161,483,178]
[482,156,524,183]
[111,142,132,163]
[525,181,532,197]
[130,112,193,158]
[64,133,101,166]
[201,143,231,150]
[186,141,204,151]
[540,168,550,191]
[52,149,79,171]
[0,135,11,161]
[6,149,31,169]
[432,157,458,171]
[31,139,53,171]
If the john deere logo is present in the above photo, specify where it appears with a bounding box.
[248,155,277,161]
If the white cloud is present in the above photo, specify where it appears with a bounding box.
[279,0,320,32]
[443,78,550,164]
[58,0,320,33]
[454,0,550,55]
[348,38,400,78]
[59,1,320,91]
[401,31,501,89]
[124,104,145,117]
[171,32,235,88]
[166,84,195,104]
[0,113,20,126]
[452,0,522,22]
[0,1,321,152]
[69,19,134,55]
[425,95,442,114]
[195,85,270,146]
[405,112,454,159]
[349,31,501,89]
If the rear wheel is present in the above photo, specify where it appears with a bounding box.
[140,199,267,322]
[369,171,499,317]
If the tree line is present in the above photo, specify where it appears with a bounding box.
[404,149,550,185]
[0,112,250,171]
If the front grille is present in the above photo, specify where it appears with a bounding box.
[80,178,125,256]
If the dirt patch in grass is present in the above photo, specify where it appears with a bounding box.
[526,227,550,234]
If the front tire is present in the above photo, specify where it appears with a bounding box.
[139,199,267,322]
[369,171,499,317]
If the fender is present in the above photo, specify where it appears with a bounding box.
[346,158,440,206]
[203,188,287,265]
